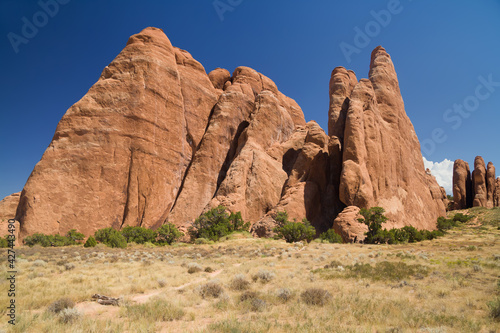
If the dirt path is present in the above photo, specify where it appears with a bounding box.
[75,268,225,317]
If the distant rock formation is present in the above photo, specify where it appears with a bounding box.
[452,157,498,209]
[11,28,447,241]
[0,192,20,245]
[495,177,500,207]
[487,162,496,208]
[453,159,472,209]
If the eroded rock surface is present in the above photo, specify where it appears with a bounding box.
[15,29,447,240]
[453,159,472,210]
[331,47,446,230]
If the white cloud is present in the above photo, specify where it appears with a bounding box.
[423,157,454,195]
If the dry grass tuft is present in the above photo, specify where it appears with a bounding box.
[300,288,332,306]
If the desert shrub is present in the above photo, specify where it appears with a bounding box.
[204,266,215,273]
[58,308,81,323]
[66,229,84,244]
[437,216,458,233]
[84,236,97,248]
[94,228,127,248]
[319,229,343,243]
[48,298,75,314]
[124,298,185,322]
[420,230,443,240]
[24,233,50,247]
[188,206,249,242]
[274,211,289,226]
[32,259,47,267]
[187,262,203,274]
[436,214,470,232]
[453,213,472,223]
[276,288,293,302]
[198,280,224,298]
[488,297,500,320]
[23,233,78,247]
[230,274,250,291]
[156,223,184,245]
[300,288,332,306]
[345,261,429,281]
[274,216,316,243]
[250,298,267,312]
[252,270,275,283]
[240,291,259,302]
[194,238,212,245]
[121,226,157,244]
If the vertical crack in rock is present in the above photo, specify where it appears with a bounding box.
[215,120,250,192]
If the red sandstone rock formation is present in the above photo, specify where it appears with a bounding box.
[13,28,447,240]
[472,156,488,207]
[453,159,472,209]
[16,28,218,237]
[487,162,496,208]
[452,157,498,209]
[332,206,367,243]
[495,177,500,208]
[330,46,446,232]
[0,193,20,244]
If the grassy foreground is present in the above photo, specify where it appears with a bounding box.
[1,207,500,332]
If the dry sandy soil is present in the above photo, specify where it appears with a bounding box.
[1,207,500,332]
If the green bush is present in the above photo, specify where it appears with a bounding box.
[360,207,444,244]
[94,228,127,248]
[319,229,343,243]
[0,236,10,248]
[436,216,459,232]
[121,226,157,244]
[390,228,409,243]
[24,233,51,247]
[84,236,97,248]
[23,232,82,247]
[188,206,250,242]
[400,226,423,243]
[66,229,85,244]
[274,215,316,243]
[358,207,388,244]
[453,213,472,223]
[156,223,184,245]
[488,297,500,320]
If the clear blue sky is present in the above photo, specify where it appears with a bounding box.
[1,0,499,199]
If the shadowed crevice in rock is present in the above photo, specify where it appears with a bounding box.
[120,149,134,229]
[168,103,219,218]
[215,121,250,192]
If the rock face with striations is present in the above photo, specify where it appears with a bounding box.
[330,46,446,236]
[453,159,472,210]
[0,193,21,244]
[472,156,488,207]
[14,28,447,240]
[16,28,219,237]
